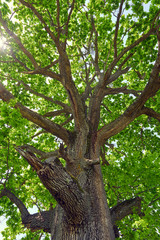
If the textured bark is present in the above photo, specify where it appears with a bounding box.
[22,211,53,233]
[50,164,115,240]
[14,147,115,239]
[14,144,145,239]
[110,197,142,224]
[0,186,143,238]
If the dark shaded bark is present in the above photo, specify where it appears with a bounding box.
[0,188,29,220]
[110,197,142,224]
[14,147,115,239]
[0,185,143,239]
[15,147,87,225]
[12,148,144,239]
[22,211,53,233]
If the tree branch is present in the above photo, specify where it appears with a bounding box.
[91,16,100,76]
[107,66,130,85]
[18,80,72,113]
[141,107,160,122]
[65,0,76,36]
[0,82,71,144]
[105,86,141,97]
[0,11,38,69]
[16,148,86,224]
[110,197,142,224]
[59,51,88,132]
[60,115,73,126]
[104,25,158,84]
[88,66,131,131]
[97,39,160,144]
[19,0,88,138]
[43,110,68,118]
[0,74,71,113]
[88,23,156,130]
[23,211,52,233]
[114,0,125,58]
[18,0,58,46]
[11,51,31,70]
[0,188,29,220]
[56,0,60,39]
[118,52,135,69]
[0,187,52,232]
[19,144,59,160]
[22,68,61,81]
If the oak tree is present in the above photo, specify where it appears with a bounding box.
[0,0,160,239]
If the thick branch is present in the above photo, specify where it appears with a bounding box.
[59,51,88,133]
[43,110,67,117]
[141,107,160,122]
[0,188,52,232]
[0,82,70,144]
[0,188,29,220]
[38,164,86,224]
[22,210,53,233]
[110,197,142,224]
[16,148,86,224]
[19,144,59,160]
[88,67,130,131]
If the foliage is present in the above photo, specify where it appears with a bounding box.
[0,0,160,239]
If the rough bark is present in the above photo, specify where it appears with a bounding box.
[110,197,142,224]
[0,174,143,239]
[14,147,115,239]
[12,147,143,239]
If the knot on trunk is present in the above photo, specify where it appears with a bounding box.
[38,166,54,179]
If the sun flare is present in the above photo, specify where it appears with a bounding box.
[0,37,6,49]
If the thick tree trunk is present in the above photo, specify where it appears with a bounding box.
[1,147,143,239]
[50,165,115,240]
[16,147,115,239]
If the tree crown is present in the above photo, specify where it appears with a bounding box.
[0,0,160,239]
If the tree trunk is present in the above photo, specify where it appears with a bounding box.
[50,164,115,240]
[16,145,115,240]
[2,146,143,239]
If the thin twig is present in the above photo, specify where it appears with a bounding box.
[114,0,125,58]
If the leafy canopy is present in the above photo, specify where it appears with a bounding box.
[0,0,160,239]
